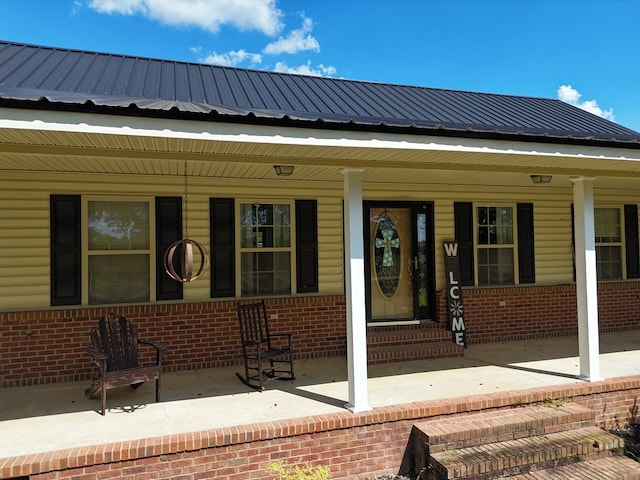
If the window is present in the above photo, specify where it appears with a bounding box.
[239,202,292,296]
[50,195,182,306]
[595,207,622,281]
[210,198,318,298]
[86,199,152,304]
[454,202,534,287]
[476,206,515,285]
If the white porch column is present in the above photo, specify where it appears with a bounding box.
[342,168,371,413]
[570,176,602,382]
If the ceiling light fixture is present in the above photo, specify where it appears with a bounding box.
[530,174,552,184]
[274,165,294,176]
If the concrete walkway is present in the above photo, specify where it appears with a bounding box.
[1,330,639,459]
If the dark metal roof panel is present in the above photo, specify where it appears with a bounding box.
[0,40,639,145]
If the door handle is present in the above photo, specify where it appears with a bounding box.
[409,256,418,270]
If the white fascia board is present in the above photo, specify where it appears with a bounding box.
[1,106,639,162]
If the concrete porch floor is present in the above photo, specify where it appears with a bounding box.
[1,330,639,460]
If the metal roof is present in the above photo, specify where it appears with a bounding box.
[1,40,639,147]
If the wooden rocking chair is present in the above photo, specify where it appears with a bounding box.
[236,300,295,390]
[86,313,167,415]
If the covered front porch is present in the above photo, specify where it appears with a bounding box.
[2,330,640,478]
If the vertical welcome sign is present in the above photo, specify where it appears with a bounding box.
[443,241,467,347]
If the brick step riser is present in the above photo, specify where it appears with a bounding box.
[505,456,640,480]
[367,332,453,347]
[413,404,596,453]
[427,428,625,480]
[368,344,464,364]
[425,419,596,453]
[429,450,618,480]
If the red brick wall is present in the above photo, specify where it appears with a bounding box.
[7,376,639,480]
[0,296,347,388]
[436,282,640,344]
[2,282,640,388]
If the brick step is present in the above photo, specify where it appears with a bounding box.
[427,426,624,480]
[506,455,640,479]
[414,403,596,454]
[367,325,453,348]
[367,341,464,365]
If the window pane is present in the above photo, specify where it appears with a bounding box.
[477,206,513,246]
[240,204,256,248]
[498,248,515,283]
[275,226,290,247]
[88,201,149,250]
[477,247,514,285]
[498,207,513,244]
[273,204,291,247]
[596,245,622,280]
[240,203,291,248]
[241,251,291,295]
[89,254,150,304]
[595,208,621,243]
[477,207,489,245]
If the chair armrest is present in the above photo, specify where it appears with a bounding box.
[86,347,109,361]
[269,333,293,340]
[242,339,265,347]
[138,338,168,351]
[268,333,293,348]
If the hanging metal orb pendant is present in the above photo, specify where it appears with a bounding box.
[164,238,209,283]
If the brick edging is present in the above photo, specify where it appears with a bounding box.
[3,374,640,478]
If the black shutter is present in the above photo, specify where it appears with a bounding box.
[210,198,235,297]
[517,203,535,284]
[454,202,474,286]
[625,204,640,279]
[295,199,318,293]
[50,195,81,306]
[155,197,183,300]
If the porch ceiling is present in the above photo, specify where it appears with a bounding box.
[2,117,640,189]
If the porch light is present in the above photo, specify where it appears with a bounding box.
[530,174,552,184]
[273,165,294,176]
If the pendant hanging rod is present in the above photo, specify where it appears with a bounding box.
[163,160,209,283]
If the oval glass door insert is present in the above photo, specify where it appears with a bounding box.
[374,212,401,298]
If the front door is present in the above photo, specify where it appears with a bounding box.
[364,201,435,322]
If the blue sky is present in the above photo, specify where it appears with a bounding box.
[1,0,639,131]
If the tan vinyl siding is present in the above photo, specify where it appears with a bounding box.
[1,170,638,311]
[0,178,50,308]
[317,199,344,293]
[0,171,348,309]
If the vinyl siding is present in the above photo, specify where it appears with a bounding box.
[1,171,638,311]
[0,171,346,310]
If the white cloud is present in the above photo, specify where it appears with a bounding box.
[193,47,263,67]
[263,16,319,55]
[557,85,615,121]
[88,0,283,35]
[274,61,336,77]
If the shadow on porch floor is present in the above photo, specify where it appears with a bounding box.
[1,330,639,459]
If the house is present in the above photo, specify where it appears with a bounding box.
[1,40,640,414]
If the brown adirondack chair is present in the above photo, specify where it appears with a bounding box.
[236,300,295,390]
[86,313,167,415]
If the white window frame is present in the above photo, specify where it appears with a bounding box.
[594,205,624,281]
[236,199,297,297]
[82,196,156,305]
[474,204,518,286]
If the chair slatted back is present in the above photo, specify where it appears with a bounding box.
[237,300,271,347]
[91,314,139,372]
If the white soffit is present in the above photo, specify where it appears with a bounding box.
[1,107,640,166]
